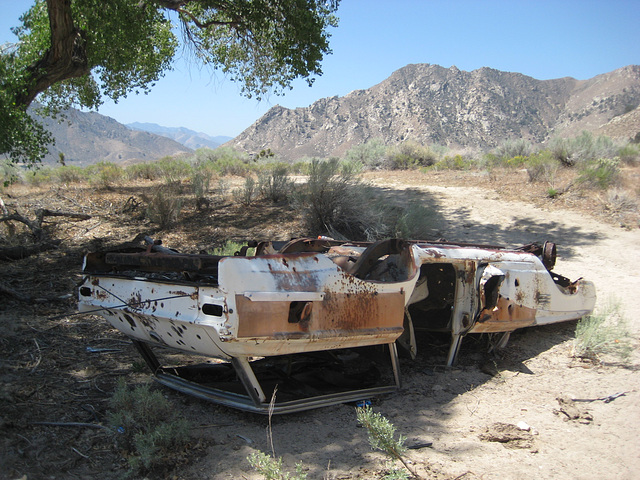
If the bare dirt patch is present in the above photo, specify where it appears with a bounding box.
[1,168,639,480]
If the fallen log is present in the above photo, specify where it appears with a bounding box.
[0,209,91,241]
[35,209,92,222]
[0,278,73,303]
[0,240,61,261]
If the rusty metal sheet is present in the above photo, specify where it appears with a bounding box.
[235,290,405,339]
[470,297,538,333]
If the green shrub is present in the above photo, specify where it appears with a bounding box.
[24,167,52,186]
[86,161,124,189]
[191,147,218,164]
[577,158,620,189]
[385,141,438,170]
[194,146,252,176]
[548,137,573,166]
[345,139,387,169]
[53,165,85,184]
[549,132,619,166]
[107,379,191,475]
[433,154,474,170]
[1,159,21,188]
[217,177,230,198]
[496,139,533,159]
[209,240,252,256]
[617,143,640,165]
[290,160,313,175]
[232,176,258,206]
[156,157,193,184]
[393,203,439,239]
[505,155,528,168]
[479,152,503,170]
[190,166,212,199]
[216,156,252,176]
[295,158,390,240]
[126,162,163,181]
[258,163,293,203]
[524,152,560,184]
[573,300,633,363]
[146,186,183,228]
[248,451,307,480]
[356,406,417,480]
[340,158,365,176]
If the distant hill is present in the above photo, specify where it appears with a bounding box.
[126,122,232,150]
[30,108,193,166]
[228,64,640,161]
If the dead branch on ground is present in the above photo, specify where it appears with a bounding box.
[1,203,91,258]
[0,279,73,304]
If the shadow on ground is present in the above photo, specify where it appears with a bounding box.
[0,180,605,479]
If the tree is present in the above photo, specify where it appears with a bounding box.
[0,0,339,165]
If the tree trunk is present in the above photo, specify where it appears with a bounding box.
[16,0,89,107]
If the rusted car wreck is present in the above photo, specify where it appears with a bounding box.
[78,236,595,413]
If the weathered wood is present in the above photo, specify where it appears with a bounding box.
[1,208,91,242]
[0,212,44,240]
[0,240,61,261]
[36,209,92,221]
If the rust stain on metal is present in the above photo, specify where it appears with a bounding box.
[471,296,537,333]
[258,255,324,293]
[421,248,445,258]
[235,287,405,339]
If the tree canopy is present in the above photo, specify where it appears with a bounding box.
[0,0,339,165]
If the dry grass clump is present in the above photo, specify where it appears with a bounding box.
[146,184,183,228]
[573,300,634,363]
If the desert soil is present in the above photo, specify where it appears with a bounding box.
[1,168,639,480]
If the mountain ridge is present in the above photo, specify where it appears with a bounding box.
[126,123,232,150]
[228,64,640,160]
[30,108,193,166]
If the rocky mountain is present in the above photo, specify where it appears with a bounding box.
[31,108,193,166]
[126,122,232,150]
[228,64,640,160]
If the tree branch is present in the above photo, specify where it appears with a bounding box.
[177,8,240,29]
[0,212,44,241]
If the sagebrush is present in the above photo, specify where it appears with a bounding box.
[107,379,191,475]
[356,406,420,479]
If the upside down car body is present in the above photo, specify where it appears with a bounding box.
[78,236,595,413]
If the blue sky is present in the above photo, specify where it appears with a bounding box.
[2,0,639,137]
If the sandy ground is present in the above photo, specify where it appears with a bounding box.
[1,172,639,480]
